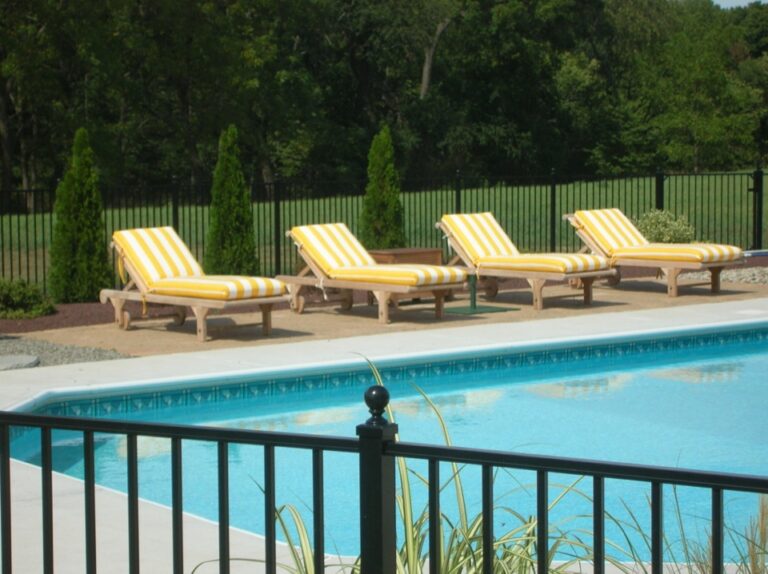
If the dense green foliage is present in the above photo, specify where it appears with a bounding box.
[636,209,697,243]
[359,126,407,249]
[48,128,110,302]
[204,125,259,275]
[1,0,768,196]
[0,279,54,319]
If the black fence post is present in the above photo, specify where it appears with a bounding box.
[171,179,180,231]
[655,170,665,211]
[454,169,462,214]
[272,177,282,276]
[549,169,557,252]
[357,386,398,574]
[752,168,763,250]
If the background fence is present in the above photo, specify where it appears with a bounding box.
[1,170,765,293]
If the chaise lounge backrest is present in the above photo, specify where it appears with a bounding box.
[440,213,521,264]
[112,227,204,288]
[572,209,648,257]
[290,223,376,275]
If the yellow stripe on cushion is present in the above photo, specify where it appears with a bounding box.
[613,244,743,263]
[477,253,610,274]
[113,227,202,285]
[149,276,287,301]
[441,213,519,264]
[574,209,647,256]
[291,223,375,274]
[330,264,467,287]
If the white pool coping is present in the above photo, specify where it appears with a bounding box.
[4,297,768,412]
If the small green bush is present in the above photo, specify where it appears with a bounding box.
[49,127,111,302]
[204,125,260,275]
[636,209,696,243]
[359,125,407,249]
[0,279,55,319]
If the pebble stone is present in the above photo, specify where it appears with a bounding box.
[0,354,40,371]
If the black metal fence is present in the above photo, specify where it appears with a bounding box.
[1,170,765,292]
[0,387,767,574]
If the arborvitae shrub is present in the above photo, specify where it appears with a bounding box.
[205,125,260,276]
[636,210,696,243]
[48,128,111,302]
[359,125,407,249]
[0,279,55,319]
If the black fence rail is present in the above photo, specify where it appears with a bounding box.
[1,170,765,292]
[0,387,767,574]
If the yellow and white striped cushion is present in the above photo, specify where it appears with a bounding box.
[114,227,286,300]
[331,264,467,287]
[478,254,610,274]
[441,213,520,264]
[291,223,376,274]
[149,276,286,301]
[613,244,742,263]
[574,208,743,262]
[114,227,203,284]
[573,208,648,256]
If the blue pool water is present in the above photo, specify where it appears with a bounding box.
[12,323,768,561]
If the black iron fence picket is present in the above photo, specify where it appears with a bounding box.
[1,171,764,292]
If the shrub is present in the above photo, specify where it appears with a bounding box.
[636,209,696,243]
[359,125,407,249]
[0,279,55,319]
[48,128,111,303]
[204,125,260,275]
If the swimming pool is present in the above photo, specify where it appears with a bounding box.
[10,320,768,561]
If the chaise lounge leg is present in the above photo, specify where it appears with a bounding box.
[373,291,391,324]
[666,268,681,297]
[260,303,273,336]
[581,278,594,305]
[191,307,209,342]
[433,292,445,319]
[109,297,126,327]
[710,267,723,293]
[531,279,545,311]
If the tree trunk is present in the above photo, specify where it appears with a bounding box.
[420,18,451,100]
[0,75,14,200]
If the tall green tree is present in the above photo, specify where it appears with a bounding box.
[204,125,259,276]
[49,128,110,302]
[359,125,406,249]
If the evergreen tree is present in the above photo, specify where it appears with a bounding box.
[49,128,111,302]
[359,125,407,249]
[205,125,259,275]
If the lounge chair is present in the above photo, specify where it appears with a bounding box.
[437,212,615,310]
[99,227,289,341]
[277,223,468,323]
[565,208,744,296]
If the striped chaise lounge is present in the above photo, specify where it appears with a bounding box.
[437,212,615,310]
[99,227,289,341]
[565,208,744,296]
[277,223,468,323]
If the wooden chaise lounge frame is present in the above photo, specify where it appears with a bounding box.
[436,217,615,310]
[563,210,744,297]
[276,228,467,324]
[100,240,289,342]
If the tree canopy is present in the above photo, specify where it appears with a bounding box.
[1,0,767,198]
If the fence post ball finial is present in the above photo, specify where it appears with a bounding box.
[364,385,390,426]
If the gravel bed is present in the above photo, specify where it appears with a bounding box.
[684,266,768,284]
[0,336,128,368]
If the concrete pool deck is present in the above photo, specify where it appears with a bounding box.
[2,281,768,572]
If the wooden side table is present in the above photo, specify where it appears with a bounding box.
[368,247,444,265]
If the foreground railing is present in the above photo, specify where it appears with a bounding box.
[0,387,766,574]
